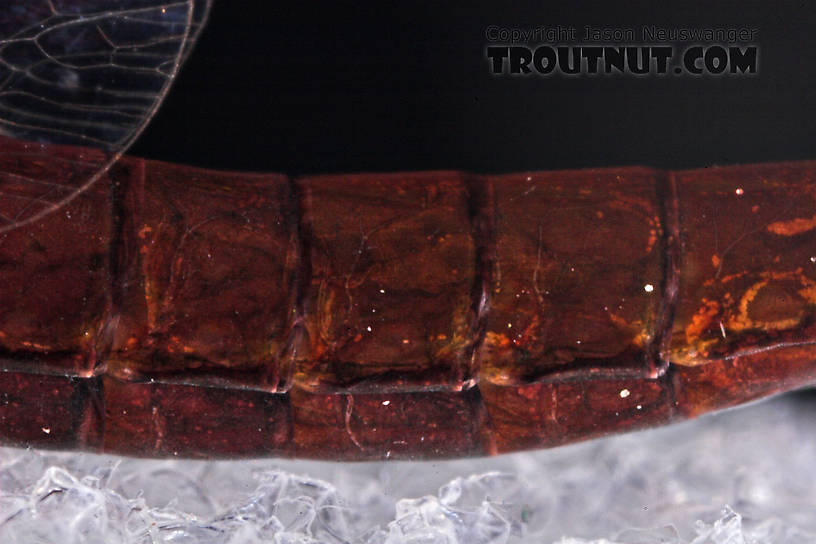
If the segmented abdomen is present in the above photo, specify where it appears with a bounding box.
[1,137,816,459]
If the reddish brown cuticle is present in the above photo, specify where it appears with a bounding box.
[1,136,816,459]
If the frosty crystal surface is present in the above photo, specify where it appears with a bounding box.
[1,394,816,543]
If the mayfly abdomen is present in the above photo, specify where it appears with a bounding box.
[0,135,671,395]
[2,134,816,459]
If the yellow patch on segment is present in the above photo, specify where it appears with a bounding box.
[674,298,725,364]
[711,254,721,268]
[798,277,816,305]
[685,298,721,345]
[766,214,816,236]
[676,269,816,366]
[630,327,652,348]
[726,270,815,333]
[729,280,765,329]
[484,331,511,349]
[605,311,648,345]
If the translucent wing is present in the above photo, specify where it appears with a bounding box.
[0,0,211,233]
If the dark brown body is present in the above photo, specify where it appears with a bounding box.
[1,135,815,460]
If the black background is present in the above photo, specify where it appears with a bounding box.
[131,1,816,176]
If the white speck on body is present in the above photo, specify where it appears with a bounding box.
[42,427,50,434]
[644,283,654,293]
[620,389,631,398]
[382,400,390,406]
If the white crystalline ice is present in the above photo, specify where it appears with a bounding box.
[1,392,816,543]
[690,507,744,544]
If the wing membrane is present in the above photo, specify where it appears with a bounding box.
[0,0,211,232]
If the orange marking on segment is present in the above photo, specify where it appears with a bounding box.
[686,299,720,345]
[646,227,657,252]
[766,214,816,236]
